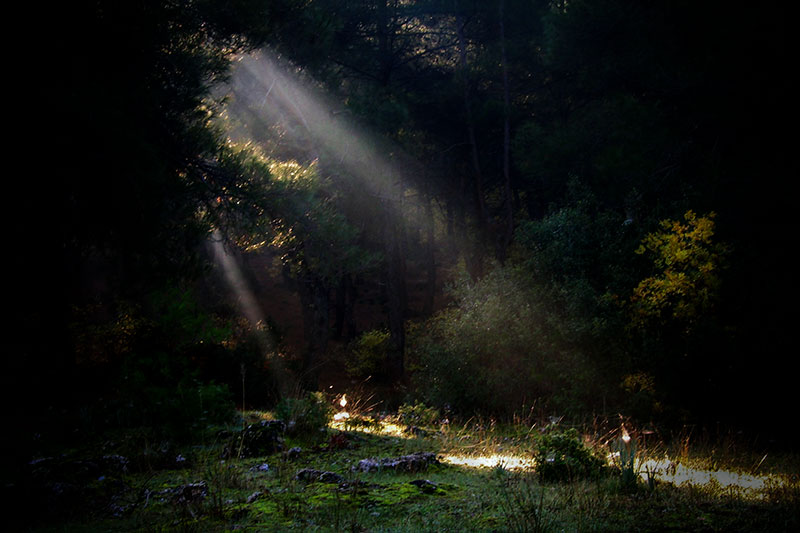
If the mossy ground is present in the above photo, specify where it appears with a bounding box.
[16,412,800,532]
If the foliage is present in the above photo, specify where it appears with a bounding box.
[220,147,381,385]
[120,373,237,441]
[15,0,796,481]
[630,210,728,331]
[409,265,602,416]
[619,372,662,423]
[263,159,378,283]
[534,428,606,483]
[511,182,643,406]
[14,0,300,456]
[274,391,332,442]
[146,286,233,347]
[218,113,380,290]
[345,329,391,379]
[397,401,441,429]
[111,286,240,439]
[57,285,243,443]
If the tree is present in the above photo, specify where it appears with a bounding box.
[225,148,379,388]
[10,0,297,445]
[630,211,727,332]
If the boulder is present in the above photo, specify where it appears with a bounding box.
[225,420,286,458]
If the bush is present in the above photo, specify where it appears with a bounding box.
[398,401,441,428]
[117,351,238,440]
[346,329,390,379]
[274,391,332,442]
[408,266,602,416]
[534,428,606,483]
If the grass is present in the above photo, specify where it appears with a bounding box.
[16,406,800,532]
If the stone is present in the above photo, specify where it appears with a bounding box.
[250,463,270,472]
[409,479,439,493]
[354,452,439,473]
[225,420,286,458]
[286,447,302,460]
[170,481,208,505]
[294,468,345,484]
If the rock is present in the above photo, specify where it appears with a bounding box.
[294,468,345,484]
[286,447,302,460]
[246,491,263,503]
[170,481,208,505]
[225,420,286,458]
[337,479,373,492]
[100,454,129,473]
[355,452,439,473]
[250,463,270,472]
[409,479,439,494]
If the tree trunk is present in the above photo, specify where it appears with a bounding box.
[333,275,346,340]
[498,0,514,263]
[333,273,358,341]
[423,192,437,316]
[456,5,487,279]
[376,0,393,87]
[382,198,407,379]
[297,275,329,390]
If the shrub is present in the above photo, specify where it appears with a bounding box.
[112,346,238,441]
[534,428,606,483]
[274,391,332,441]
[345,329,390,379]
[398,401,441,428]
[408,266,602,416]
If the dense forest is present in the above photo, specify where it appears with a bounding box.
[5,1,799,528]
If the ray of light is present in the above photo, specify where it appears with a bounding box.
[208,229,267,334]
[208,228,291,393]
[223,49,426,223]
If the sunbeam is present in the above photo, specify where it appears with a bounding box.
[221,49,427,225]
[208,228,292,393]
[208,229,266,333]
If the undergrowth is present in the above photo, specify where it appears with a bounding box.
[15,403,800,532]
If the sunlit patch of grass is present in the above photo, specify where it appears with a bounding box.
[636,456,792,499]
[596,422,797,502]
[435,416,539,474]
[242,409,275,422]
[330,415,408,438]
[441,453,535,470]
